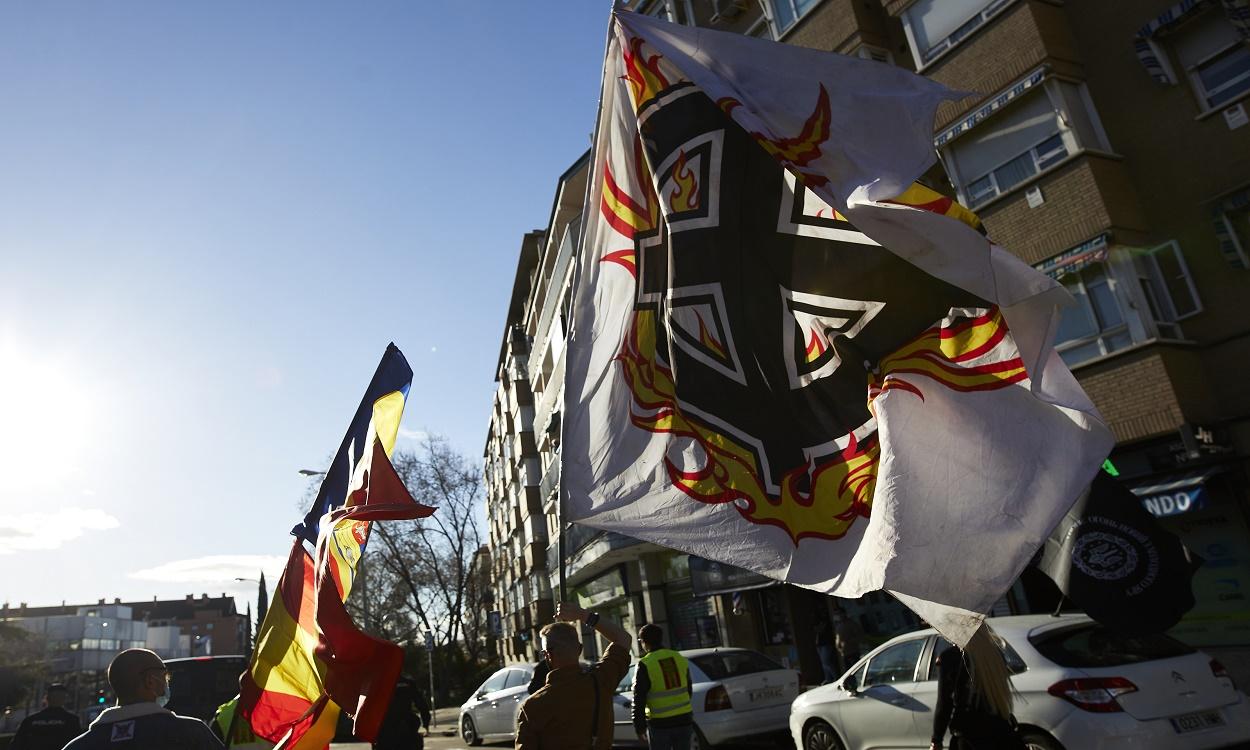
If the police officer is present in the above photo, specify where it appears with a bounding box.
[11,683,81,750]
[631,624,693,750]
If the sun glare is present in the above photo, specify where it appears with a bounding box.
[0,340,93,498]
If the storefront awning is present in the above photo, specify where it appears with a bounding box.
[1127,466,1226,518]
[688,556,776,598]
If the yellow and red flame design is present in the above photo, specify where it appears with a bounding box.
[805,328,827,363]
[885,182,983,233]
[669,150,700,212]
[622,36,677,111]
[869,307,1026,405]
[718,85,832,188]
[600,134,660,275]
[695,312,727,359]
[617,309,876,543]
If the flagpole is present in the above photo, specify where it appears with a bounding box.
[558,0,622,609]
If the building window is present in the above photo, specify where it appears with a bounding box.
[1173,11,1250,111]
[902,0,1012,68]
[1054,264,1133,366]
[965,133,1067,205]
[942,79,1110,208]
[765,0,820,37]
[639,0,694,25]
[1045,242,1200,367]
[1216,195,1250,268]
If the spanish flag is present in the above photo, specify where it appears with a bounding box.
[240,345,429,748]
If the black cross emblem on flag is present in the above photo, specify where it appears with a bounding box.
[629,86,983,491]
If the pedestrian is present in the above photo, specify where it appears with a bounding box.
[63,648,224,750]
[10,683,81,750]
[814,619,838,684]
[515,602,632,750]
[374,676,430,750]
[832,609,862,674]
[631,624,693,750]
[930,626,1025,750]
[210,695,268,749]
[526,654,550,695]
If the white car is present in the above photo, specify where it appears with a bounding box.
[789,614,1250,750]
[615,647,801,749]
[457,661,648,747]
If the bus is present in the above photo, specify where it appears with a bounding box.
[164,655,249,723]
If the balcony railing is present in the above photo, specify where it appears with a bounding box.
[538,460,560,505]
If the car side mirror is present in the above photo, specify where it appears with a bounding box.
[476,691,487,700]
[842,674,859,695]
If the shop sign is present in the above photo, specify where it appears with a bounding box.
[1141,488,1207,518]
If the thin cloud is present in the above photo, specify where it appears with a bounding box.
[0,508,119,554]
[131,554,287,585]
[398,427,428,443]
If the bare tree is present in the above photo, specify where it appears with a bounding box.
[345,435,488,668]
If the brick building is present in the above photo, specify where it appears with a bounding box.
[123,593,251,657]
[484,0,1250,680]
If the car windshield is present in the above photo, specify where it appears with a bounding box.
[617,665,636,693]
[691,650,782,680]
[1030,624,1196,667]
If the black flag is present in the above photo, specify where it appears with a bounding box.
[1038,471,1202,634]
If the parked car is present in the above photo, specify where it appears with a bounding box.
[614,647,801,749]
[460,663,534,745]
[459,660,646,747]
[789,614,1250,750]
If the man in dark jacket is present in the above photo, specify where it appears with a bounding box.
[374,676,431,750]
[11,683,80,750]
[64,649,223,750]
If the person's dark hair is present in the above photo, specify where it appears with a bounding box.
[638,623,664,649]
[46,683,68,694]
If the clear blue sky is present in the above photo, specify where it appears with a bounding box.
[0,2,610,611]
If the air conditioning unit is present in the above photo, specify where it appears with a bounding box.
[710,0,748,23]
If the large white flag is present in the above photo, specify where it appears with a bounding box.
[561,11,1114,644]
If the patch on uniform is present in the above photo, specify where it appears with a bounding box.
[110,721,135,742]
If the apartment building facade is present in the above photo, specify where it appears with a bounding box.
[485,0,1250,678]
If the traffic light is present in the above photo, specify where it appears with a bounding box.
[95,689,107,705]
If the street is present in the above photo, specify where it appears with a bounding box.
[330,707,795,750]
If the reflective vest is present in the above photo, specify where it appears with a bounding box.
[640,649,693,719]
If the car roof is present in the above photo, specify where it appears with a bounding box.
[873,613,1094,651]
[679,647,756,659]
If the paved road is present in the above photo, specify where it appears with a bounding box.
[330,706,794,750]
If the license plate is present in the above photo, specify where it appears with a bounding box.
[1170,710,1224,734]
[747,686,784,703]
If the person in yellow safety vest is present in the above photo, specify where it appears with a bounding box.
[631,624,694,750]
[211,696,271,750]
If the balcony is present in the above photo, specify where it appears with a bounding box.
[523,542,547,573]
[1075,345,1214,444]
[890,0,1085,130]
[538,460,560,506]
[977,154,1148,266]
[782,0,894,56]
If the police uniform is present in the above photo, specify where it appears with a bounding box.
[631,648,693,750]
[11,705,81,750]
[63,703,223,750]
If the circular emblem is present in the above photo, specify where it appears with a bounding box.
[1072,531,1139,581]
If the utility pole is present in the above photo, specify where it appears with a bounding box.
[424,631,436,727]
